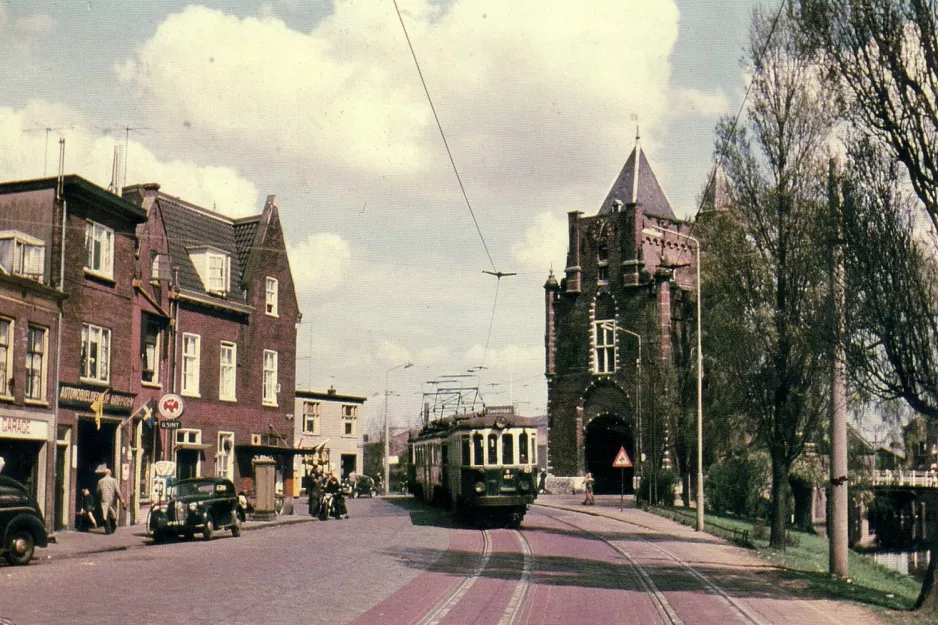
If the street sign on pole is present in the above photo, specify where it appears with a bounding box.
[612,447,632,511]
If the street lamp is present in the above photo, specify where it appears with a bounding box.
[643,226,704,531]
[384,362,413,495]
[614,326,642,491]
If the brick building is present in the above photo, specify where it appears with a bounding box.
[124,184,300,515]
[0,175,149,530]
[544,138,697,494]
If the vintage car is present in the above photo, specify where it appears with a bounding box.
[352,475,377,498]
[148,477,244,542]
[0,475,50,565]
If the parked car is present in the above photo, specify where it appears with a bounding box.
[148,477,244,542]
[0,476,50,565]
[352,475,377,498]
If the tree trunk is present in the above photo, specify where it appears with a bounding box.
[770,455,789,549]
[915,493,938,614]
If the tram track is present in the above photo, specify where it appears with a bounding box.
[533,506,772,625]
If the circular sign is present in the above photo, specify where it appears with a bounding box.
[158,393,185,419]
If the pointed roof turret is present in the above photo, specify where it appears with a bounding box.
[599,131,676,220]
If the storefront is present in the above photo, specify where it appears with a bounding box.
[0,408,54,517]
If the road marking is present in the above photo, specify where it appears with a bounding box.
[416,529,492,625]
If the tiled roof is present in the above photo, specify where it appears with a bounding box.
[233,218,259,274]
[599,145,676,219]
[158,198,248,305]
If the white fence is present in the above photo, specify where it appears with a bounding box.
[871,469,938,488]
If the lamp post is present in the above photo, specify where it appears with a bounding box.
[643,226,704,531]
[615,326,642,491]
[384,362,413,495]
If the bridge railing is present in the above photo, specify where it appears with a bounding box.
[871,469,938,488]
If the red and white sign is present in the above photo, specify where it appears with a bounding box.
[612,447,633,469]
[158,393,184,419]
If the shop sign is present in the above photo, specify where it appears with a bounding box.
[158,394,184,419]
[59,384,134,411]
[0,415,48,441]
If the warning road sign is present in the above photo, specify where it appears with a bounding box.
[612,447,632,468]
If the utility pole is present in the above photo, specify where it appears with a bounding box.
[829,158,849,577]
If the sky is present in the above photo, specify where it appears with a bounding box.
[0,0,760,435]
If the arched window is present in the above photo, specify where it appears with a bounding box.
[487,433,499,465]
[502,433,514,464]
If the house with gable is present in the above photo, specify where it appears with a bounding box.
[124,183,300,510]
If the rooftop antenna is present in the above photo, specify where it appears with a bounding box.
[56,138,66,201]
[24,125,74,176]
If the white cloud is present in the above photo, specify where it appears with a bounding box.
[288,232,352,293]
[511,211,567,273]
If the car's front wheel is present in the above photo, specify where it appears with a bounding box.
[202,518,214,541]
[230,510,242,537]
[5,528,35,566]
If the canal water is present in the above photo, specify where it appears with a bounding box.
[870,550,930,581]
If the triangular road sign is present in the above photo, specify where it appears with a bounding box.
[612,446,633,468]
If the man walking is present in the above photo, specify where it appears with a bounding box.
[96,468,125,534]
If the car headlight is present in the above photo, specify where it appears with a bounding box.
[189,502,198,512]
[474,482,485,494]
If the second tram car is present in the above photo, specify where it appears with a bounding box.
[407,406,538,526]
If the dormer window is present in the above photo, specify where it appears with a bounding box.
[0,230,45,283]
[188,246,231,295]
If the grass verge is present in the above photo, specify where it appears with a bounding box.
[649,506,922,622]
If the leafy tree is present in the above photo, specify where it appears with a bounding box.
[697,8,835,550]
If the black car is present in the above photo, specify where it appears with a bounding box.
[148,477,244,542]
[0,475,49,565]
[352,475,377,498]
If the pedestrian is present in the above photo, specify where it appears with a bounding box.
[308,472,322,518]
[96,468,126,534]
[77,487,97,531]
[538,469,547,494]
[583,472,595,505]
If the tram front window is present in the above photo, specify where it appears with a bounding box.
[473,434,484,465]
[502,433,514,464]
[519,432,529,464]
[487,433,498,465]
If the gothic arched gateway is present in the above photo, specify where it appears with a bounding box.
[585,414,635,494]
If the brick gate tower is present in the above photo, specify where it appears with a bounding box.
[544,135,698,495]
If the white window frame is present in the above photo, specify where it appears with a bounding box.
[215,431,234,479]
[342,404,358,437]
[262,350,278,406]
[181,333,201,397]
[84,221,114,279]
[25,326,47,402]
[593,320,616,374]
[219,341,237,401]
[265,277,279,316]
[302,401,320,435]
[188,247,231,295]
[141,316,161,386]
[0,318,12,398]
[0,230,45,282]
[81,323,111,383]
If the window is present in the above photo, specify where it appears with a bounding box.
[487,433,498,465]
[219,342,236,401]
[342,404,358,436]
[262,350,278,405]
[302,401,320,435]
[216,432,234,479]
[0,231,45,282]
[176,429,201,445]
[597,241,609,285]
[188,247,230,295]
[181,333,201,396]
[81,323,111,383]
[593,320,616,374]
[519,432,529,464]
[0,318,11,397]
[84,221,114,278]
[473,433,484,466]
[265,277,278,316]
[502,433,514,465]
[25,326,46,401]
[141,316,161,385]
[461,436,471,465]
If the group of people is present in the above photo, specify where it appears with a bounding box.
[76,468,127,534]
[304,470,350,520]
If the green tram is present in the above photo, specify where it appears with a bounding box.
[407,406,539,527]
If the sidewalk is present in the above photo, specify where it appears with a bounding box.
[39,504,316,562]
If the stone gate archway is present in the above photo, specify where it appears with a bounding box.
[585,414,635,495]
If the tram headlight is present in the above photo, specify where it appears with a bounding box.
[474,482,485,494]
[519,481,530,492]
[523,466,532,474]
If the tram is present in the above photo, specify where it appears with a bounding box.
[407,406,539,526]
